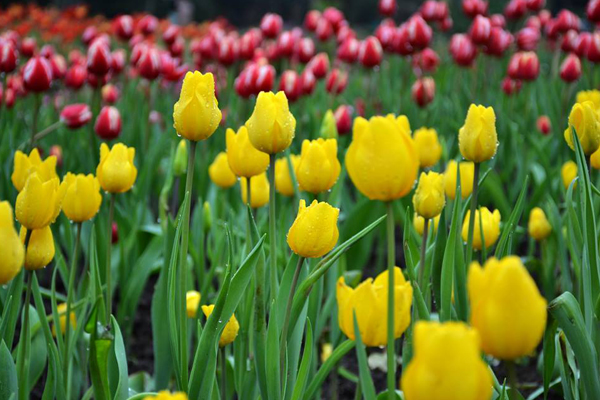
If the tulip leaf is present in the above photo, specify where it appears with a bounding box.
[495,175,529,259]
[0,340,18,400]
[303,340,355,400]
[440,180,462,322]
[353,313,376,400]
[0,270,24,349]
[266,300,282,400]
[542,316,558,399]
[108,316,129,400]
[290,319,313,400]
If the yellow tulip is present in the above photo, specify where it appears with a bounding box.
[142,391,188,400]
[173,71,222,141]
[275,155,300,197]
[16,173,66,230]
[444,160,475,200]
[401,321,492,400]
[62,173,102,222]
[561,160,577,190]
[395,114,411,134]
[346,115,419,201]
[173,140,188,176]
[245,91,296,154]
[564,101,600,155]
[240,173,269,209]
[414,213,440,236]
[576,89,600,109]
[458,104,498,163]
[97,143,137,193]
[287,199,339,258]
[321,343,333,363]
[208,152,236,189]
[12,148,58,192]
[468,256,547,360]
[0,201,24,284]
[462,207,501,251]
[413,171,445,219]
[201,304,239,347]
[296,138,341,194]
[226,126,269,177]
[591,146,600,169]
[20,226,55,270]
[52,302,77,337]
[337,267,412,346]
[413,127,442,168]
[528,207,552,241]
[186,290,201,318]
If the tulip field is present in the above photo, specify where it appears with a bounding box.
[5,0,600,399]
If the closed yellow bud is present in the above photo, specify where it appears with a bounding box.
[226,126,269,177]
[337,267,412,347]
[321,343,333,363]
[0,202,24,284]
[201,304,239,347]
[401,321,492,400]
[320,110,338,139]
[51,303,76,337]
[143,391,188,400]
[20,226,55,270]
[173,140,188,176]
[62,173,102,222]
[462,207,501,251]
[413,171,445,219]
[576,89,600,109]
[564,101,600,155]
[444,160,475,200]
[346,115,419,201]
[528,207,552,241]
[208,152,236,189]
[413,127,442,168]
[16,173,66,230]
[240,173,269,209]
[97,143,137,194]
[561,160,578,190]
[458,104,498,163]
[245,91,296,154]
[275,155,300,197]
[173,71,222,141]
[296,139,341,194]
[287,199,339,258]
[186,290,201,318]
[413,213,440,236]
[12,148,58,192]
[468,256,547,360]
[591,146,600,169]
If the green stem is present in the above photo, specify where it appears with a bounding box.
[105,194,116,326]
[280,256,305,376]
[28,94,41,152]
[246,176,252,248]
[418,218,429,295]
[220,346,227,400]
[17,230,33,400]
[465,162,481,268]
[268,154,278,304]
[64,222,82,399]
[89,87,101,165]
[385,201,396,398]
[32,121,62,144]
[506,360,519,400]
[178,140,196,390]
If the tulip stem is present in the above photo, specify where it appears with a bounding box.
[280,256,305,377]
[268,154,278,304]
[33,121,62,143]
[64,221,82,398]
[418,218,429,295]
[16,231,33,400]
[105,194,115,326]
[385,201,396,398]
[246,176,252,248]
[29,94,41,152]
[220,346,227,400]
[465,162,481,270]
[506,361,519,400]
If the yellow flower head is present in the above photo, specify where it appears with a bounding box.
[173,71,222,141]
[12,148,58,192]
[346,115,419,201]
[528,207,552,241]
[0,201,24,284]
[275,155,300,197]
[186,290,201,318]
[201,304,239,347]
[592,146,600,170]
[444,160,475,200]
[97,143,137,194]
[142,391,188,400]
[296,138,341,194]
[337,267,412,347]
[226,126,269,178]
[62,173,102,222]
[287,199,339,258]
[458,104,498,163]
[413,213,440,236]
[561,160,578,190]
[20,226,55,270]
[208,152,236,189]
[52,302,77,337]
[16,173,66,230]
[462,207,501,251]
[413,171,445,219]
[576,89,600,109]
[401,321,492,400]
[564,101,600,155]
[413,127,442,168]
[240,172,269,209]
[245,91,296,154]
[468,256,547,360]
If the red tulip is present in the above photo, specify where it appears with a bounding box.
[4,88,15,108]
[325,68,348,94]
[23,56,53,92]
[561,30,579,53]
[82,26,98,46]
[162,25,181,45]
[137,46,161,80]
[40,44,54,59]
[60,103,92,129]
[379,0,397,17]
[469,15,492,45]
[102,84,120,104]
[300,69,316,95]
[490,14,506,28]
[322,7,345,31]
[439,16,453,32]
[254,64,275,94]
[575,32,592,58]
[87,40,112,76]
[504,0,527,20]
[412,48,439,73]
[376,22,396,52]
[536,115,551,135]
[87,71,110,89]
[279,70,302,102]
[411,77,435,108]
[407,15,432,50]
[95,106,121,140]
[296,37,315,63]
[449,34,477,67]
[421,1,445,22]
[112,222,119,244]
[113,15,134,41]
[462,0,488,19]
[277,31,296,58]
[338,37,360,63]
[555,10,580,33]
[20,37,36,58]
[525,15,542,31]
[588,0,600,23]
[588,32,600,63]
[307,53,329,79]
[217,36,238,66]
[49,145,62,168]
[358,36,383,68]
[0,41,17,73]
[305,10,321,32]
[138,15,158,36]
[485,28,512,57]
[111,49,126,74]
[393,24,413,56]
[315,18,334,42]
[508,51,539,81]
[337,25,356,44]
[501,76,522,95]
[239,30,260,60]
[260,13,283,38]
[560,53,582,83]
[526,0,545,11]
[516,27,540,51]
[64,64,87,90]
[538,10,552,27]
[334,105,353,135]
[50,55,66,80]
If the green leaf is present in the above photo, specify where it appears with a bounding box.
[353,313,376,400]
[266,300,281,400]
[441,190,462,322]
[0,340,18,399]
[290,319,313,400]
[542,316,557,399]
[109,316,129,400]
[303,340,355,400]
[495,175,529,258]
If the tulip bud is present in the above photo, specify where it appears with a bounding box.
[183,290,201,318]
[334,105,353,135]
[260,13,283,38]
[240,172,269,208]
[490,14,506,28]
[113,15,134,41]
[411,77,435,108]
[469,15,491,45]
[462,207,501,250]
[65,64,87,90]
[0,202,24,284]
[95,106,122,140]
[560,53,582,83]
[564,101,600,155]
[87,40,112,77]
[305,10,321,31]
[60,104,92,129]
[307,53,329,79]
[137,46,161,80]
[274,155,300,197]
[20,226,54,270]
[462,0,488,19]
[484,28,512,57]
[555,10,580,33]
[449,34,477,67]
[20,37,36,58]
[444,160,474,200]
[296,37,315,63]
[337,267,412,346]
[407,15,432,50]
[325,68,348,94]
[528,207,551,241]
[358,36,383,68]
[62,173,102,222]
[300,69,316,96]
[338,37,359,63]
[296,139,340,194]
[516,27,540,51]
[226,126,269,178]
[589,0,600,23]
[0,41,17,73]
[412,48,439,73]
[458,104,498,163]
[413,171,445,219]
[82,27,98,46]
[536,115,551,135]
[11,148,58,192]
[246,91,296,154]
[469,256,547,360]
[288,199,339,258]
[501,76,521,96]
[413,213,440,236]
[378,0,396,16]
[138,15,158,36]
[16,174,65,230]
[101,84,120,104]
[23,56,53,92]
[96,143,137,193]
[413,127,442,168]
[202,304,239,347]
[315,18,334,42]
[504,0,527,20]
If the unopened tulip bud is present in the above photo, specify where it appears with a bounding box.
[411,77,435,108]
[274,155,300,197]
[95,106,121,140]
[240,173,270,208]
[462,207,501,250]
[96,143,137,193]
[87,40,112,77]
[469,15,491,45]
[413,171,445,219]
[0,41,17,73]
[260,13,283,38]
[378,0,396,16]
[65,64,87,90]
[113,15,134,41]
[296,139,341,194]
[23,56,53,92]
[334,105,353,135]
[288,199,339,258]
[226,126,269,178]
[449,34,477,67]
[458,104,498,163]
[536,115,551,135]
[414,127,442,167]
[246,91,296,154]
[528,207,551,241]
[20,226,55,270]
[186,290,201,318]
[560,53,582,83]
[564,101,600,155]
[358,36,382,68]
[61,104,92,129]
[202,304,239,347]
[49,145,63,168]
